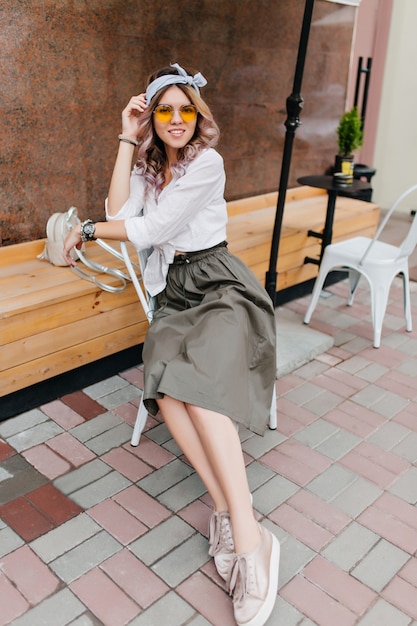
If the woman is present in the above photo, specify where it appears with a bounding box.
[63,63,279,626]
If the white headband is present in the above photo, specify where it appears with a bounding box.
[146,63,207,105]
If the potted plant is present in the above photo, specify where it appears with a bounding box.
[335,106,364,183]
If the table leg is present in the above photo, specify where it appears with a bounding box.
[304,191,337,265]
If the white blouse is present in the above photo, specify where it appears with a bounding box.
[106,148,228,296]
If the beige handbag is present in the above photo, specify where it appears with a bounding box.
[38,206,136,293]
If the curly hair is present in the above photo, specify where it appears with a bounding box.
[135,66,220,199]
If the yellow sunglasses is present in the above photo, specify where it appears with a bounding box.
[153,104,198,123]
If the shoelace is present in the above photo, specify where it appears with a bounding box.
[208,512,234,556]
[228,554,251,601]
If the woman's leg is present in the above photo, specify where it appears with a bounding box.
[185,404,260,554]
[158,395,260,555]
[157,396,228,512]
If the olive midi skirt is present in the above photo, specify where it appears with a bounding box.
[142,243,276,436]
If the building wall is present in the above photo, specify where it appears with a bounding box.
[1,0,357,245]
[371,0,417,211]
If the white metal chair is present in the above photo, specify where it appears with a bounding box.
[121,242,277,446]
[304,184,417,348]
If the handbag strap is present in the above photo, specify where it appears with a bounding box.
[70,265,127,293]
[72,239,142,294]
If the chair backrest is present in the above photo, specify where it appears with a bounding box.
[120,241,154,323]
[359,183,417,265]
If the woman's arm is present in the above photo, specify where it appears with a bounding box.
[62,219,128,266]
[107,93,147,216]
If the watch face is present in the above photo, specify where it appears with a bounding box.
[84,222,95,238]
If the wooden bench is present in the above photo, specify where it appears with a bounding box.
[0,186,379,400]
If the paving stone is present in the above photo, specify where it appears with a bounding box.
[6,420,64,452]
[0,454,48,504]
[129,516,196,566]
[0,524,24,558]
[321,521,379,571]
[241,428,286,458]
[303,390,344,417]
[53,459,112,495]
[331,477,382,518]
[137,458,195,498]
[397,337,417,356]
[315,427,361,461]
[186,615,212,626]
[336,356,372,374]
[367,421,411,451]
[8,588,85,626]
[356,598,411,626]
[30,513,102,563]
[158,472,207,512]
[352,539,410,592]
[151,533,210,586]
[293,418,340,448]
[371,391,410,418]
[83,375,131,398]
[67,614,100,626]
[389,467,417,504]
[96,384,142,410]
[69,567,140,625]
[392,432,417,463]
[277,533,315,589]
[0,409,49,438]
[307,463,357,501]
[273,597,306,626]
[350,384,389,409]
[253,474,299,515]
[143,422,172,446]
[356,362,390,382]
[50,530,122,583]
[84,422,133,455]
[245,460,276,493]
[69,470,132,509]
[127,591,195,626]
[295,359,330,380]
[284,382,325,406]
[162,437,183,457]
[397,358,417,377]
[69,412,122,443]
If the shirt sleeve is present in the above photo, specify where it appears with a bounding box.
[105,168,146,220]
[124,149,226,250]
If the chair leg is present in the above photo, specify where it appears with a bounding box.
[268,385,277,430]
[370,281,392,349]
[402,271,413,332]
[304,267,330,324]
[347,269,361,306]
[131,395,149,446]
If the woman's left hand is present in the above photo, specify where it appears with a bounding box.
[63,225,82,266]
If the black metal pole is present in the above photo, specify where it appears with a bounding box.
[265,0,315,304]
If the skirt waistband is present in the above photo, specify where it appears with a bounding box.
[172,241,228,265]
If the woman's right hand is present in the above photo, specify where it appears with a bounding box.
[121,93,147,139]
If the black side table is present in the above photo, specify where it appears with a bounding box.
[298,175,372,265]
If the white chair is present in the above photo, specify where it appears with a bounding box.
[121,242,277,446]
[304,184,417,348]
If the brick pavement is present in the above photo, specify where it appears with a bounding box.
[1,275,417,625]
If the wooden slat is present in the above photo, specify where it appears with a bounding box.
[0,287,141,345]
[2,324,147,396]
[1,302,147,371]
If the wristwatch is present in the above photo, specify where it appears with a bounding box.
[80,219,96,242]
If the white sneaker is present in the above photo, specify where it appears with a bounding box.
[208,511,234,580]
[228,525,280,626]
[208,493,254,581]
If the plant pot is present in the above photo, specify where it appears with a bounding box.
[334,154,354,184]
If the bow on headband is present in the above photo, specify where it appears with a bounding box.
[146,63,207,105]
